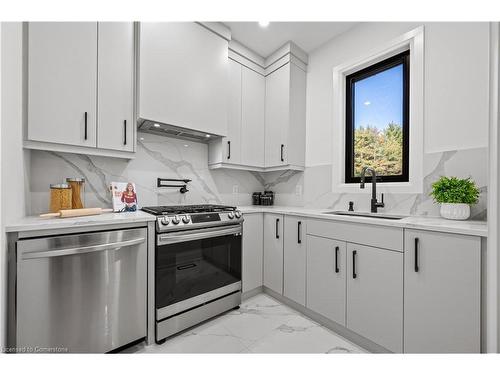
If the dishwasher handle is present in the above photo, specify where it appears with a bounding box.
[21,237,146,260]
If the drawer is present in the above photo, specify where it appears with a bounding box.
[307,219,403,252]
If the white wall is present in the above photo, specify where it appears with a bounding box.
[305,22,490,167]
[0,22,27,348]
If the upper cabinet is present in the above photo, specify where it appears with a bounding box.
[138,22,229,137]
[209,41,307,172]
[265,62,306,170]
[26,22,136,158]
[27,22,98,148]
[241,65,266,167]
[208,58,265,170]
[97,22,135,152]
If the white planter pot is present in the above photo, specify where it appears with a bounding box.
[440,203,471,220]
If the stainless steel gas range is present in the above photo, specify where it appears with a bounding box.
[141,204,243,343]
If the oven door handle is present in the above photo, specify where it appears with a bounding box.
[157,225,242,245]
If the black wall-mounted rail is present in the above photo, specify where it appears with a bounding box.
[157,178,192,194]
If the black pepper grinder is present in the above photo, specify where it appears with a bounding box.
[348,201,354,211]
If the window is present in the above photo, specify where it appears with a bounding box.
[345,50,410,183]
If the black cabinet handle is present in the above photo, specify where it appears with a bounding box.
[414,238,419,272]
[275,218,280,239]
[352,250,357,279]
[84,112,88,140]
[123,120,127,145]
[227,141,231,159]
[297,221,302,244]
[335,246,339,273]
[280,144,284,162]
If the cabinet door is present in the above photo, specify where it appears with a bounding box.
[306,236,346,325]
[97,22,135,152]
[283,216,306,305]
[286,63,306,167]
[241,66,265,167]
[265,64,290,167]
[242,213,263,293]
[139,22,228,136]
[404,230,481,353]
[347,243,403,352]
[224,59,242,164]
[263,214,284,294]
[28,22,97,147]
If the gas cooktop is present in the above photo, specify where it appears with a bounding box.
[141,204,236,216]
[142,204,242,232]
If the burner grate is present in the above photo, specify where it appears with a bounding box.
[141,204,236,215]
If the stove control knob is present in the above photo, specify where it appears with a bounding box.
[235,210,242,219]
[227,212,235,220]
[171,215,180,225]
[182,215,190,224]
[160,217,170,226]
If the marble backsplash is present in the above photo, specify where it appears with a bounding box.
[259,147,488,220]
[29,132,488,220]
[29,132,264,214]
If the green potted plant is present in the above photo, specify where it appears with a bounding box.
[430,176,480,220]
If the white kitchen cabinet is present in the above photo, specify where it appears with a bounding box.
[225,59,242,164]
[139,22,228,136]
[97,22,135,152]
[240,65,265,167]
[209,60,265,170]
[283,216,306,305]
[242,213,263,293]
[306,235,346,326]
[264,62,306,170]
[404,230,481,353]
[27,22,98,147]
[346,243,403,352]
[265,64,289,168]
[263,213,284,294]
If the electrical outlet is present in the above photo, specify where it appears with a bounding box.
[295,185,303,196]
[232,185,239,194]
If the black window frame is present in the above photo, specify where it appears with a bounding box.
[345,50,410,184]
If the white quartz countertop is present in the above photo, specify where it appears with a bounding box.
[5,206,488,237]
[4,211,156,233]
[239,206,488,237]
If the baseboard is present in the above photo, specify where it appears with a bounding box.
[242,286,263,301]
[262,287,391,353]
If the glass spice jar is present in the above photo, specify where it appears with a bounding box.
[49,183,73,213]
[66,178,85,209]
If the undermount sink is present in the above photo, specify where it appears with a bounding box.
[323,211,407,220]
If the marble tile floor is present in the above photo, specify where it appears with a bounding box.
[121,293,366,354]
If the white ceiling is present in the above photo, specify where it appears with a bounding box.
[224,22,358,57]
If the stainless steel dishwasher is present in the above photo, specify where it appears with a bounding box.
[14,227,147,353]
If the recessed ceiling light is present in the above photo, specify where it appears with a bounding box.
[205,134,211,138]
[258,21,270,28]
[139,137,144,141]
[184,144,189,148]
[153,123,160,128]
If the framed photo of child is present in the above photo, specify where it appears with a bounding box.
[111,182,138,212]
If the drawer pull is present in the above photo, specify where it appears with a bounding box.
[335,246,339,273]
[352,250,357,279]
[414,237,419,272]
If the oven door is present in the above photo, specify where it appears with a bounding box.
[155,224,242,320]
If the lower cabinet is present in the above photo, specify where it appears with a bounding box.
[346,243,403,353]
[242,213,263,293]
[263,214,284,294]
[404,229,481,353]
[244,214,483,353]
[306,235,346,325]
[283,216,306,305]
